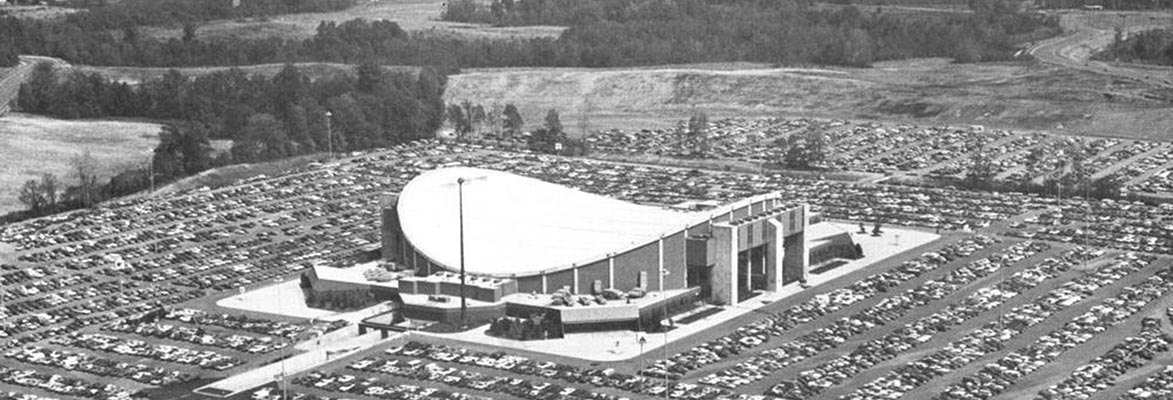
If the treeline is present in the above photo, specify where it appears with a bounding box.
[11,61,444,219]
[1037,0,1173,9]
[441,0,1060,66]
[1,1,1057,69]
[1095,29,1173,66]
[62,0,357,32]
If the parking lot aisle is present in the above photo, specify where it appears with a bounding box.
[715,239,1046,394]
[374,352,638,400]
[1091,142,1172,181]
[760,243,1068,399]
[653,234,979,378]
[1088,355,1173,400]
[0,350,154,393]
[302,368,530,400]
[990,279,1173,399]
[815,247,1109,400]
[907,256,1173,400]
[912,132,1024,177]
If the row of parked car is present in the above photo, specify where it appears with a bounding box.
[770,245,1092,399]
[0,365,133,399]
[645,235,999,381]
[704,241,1049,389]
[103,321,288,355]
[935,263,1173,400]
[1121,364,1173,400]
[837,252,1156,400]
[380,341,736,399]
[5,345,190,386]
[1035,317,1171,400]
[50,333,242,371]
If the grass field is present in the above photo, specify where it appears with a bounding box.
[445,58,1173,140]
[140,0,565,42]
[0,113,160,215]
[70,62,420,85]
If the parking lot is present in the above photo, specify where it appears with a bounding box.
[0,120,1172,400]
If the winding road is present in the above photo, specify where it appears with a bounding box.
[1027,10,1173,88]
[0,55,69,116]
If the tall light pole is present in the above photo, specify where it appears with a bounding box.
[324,110,333,159]
[661,268,670,400]
[457,177,468,329]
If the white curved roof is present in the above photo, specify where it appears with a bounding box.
[397,167,704,277]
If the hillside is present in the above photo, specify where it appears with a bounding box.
[0,113,160,215]
[445,59,1173,139]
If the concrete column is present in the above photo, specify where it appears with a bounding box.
[542,273,548,293]
[608,257,615,289]
[711,224,738,305]
[573,265,580,294]
[801,204,811,282]
[765,219,785,292]
[658,237,664,291]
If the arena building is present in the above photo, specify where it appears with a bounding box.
[306,167,858,336]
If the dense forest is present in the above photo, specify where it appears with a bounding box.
[440,0,1059,65]
[61,0,356,31]
[16,62,444,201]
[0,0,1059,69]
[1037,0,1173,9]
[1095,29,1173,66]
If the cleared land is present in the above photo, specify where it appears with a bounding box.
[140,0,565,41]
[0,113,160,215]
[446,58,1173,140]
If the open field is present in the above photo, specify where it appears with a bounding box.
[0,4,80,20]
[69,62,420,85]
[140,0,565,42]
[447,58,1173,140]
[0,113,160,215]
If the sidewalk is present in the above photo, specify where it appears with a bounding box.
[418,223,938,362]
[194,329,393,398]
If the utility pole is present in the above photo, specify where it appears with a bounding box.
[458,177,468,329]
[325,110,333,160]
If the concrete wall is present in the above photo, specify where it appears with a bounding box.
[613,241,661,292]
[517,275,543,294]
[381,194,401,262]
[710,225,737,305]
[662,232,687,290]
[547,269,574,293]
[577,260,610,295]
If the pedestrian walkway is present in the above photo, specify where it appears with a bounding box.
[194,329,393,398]
[418,223,938,361]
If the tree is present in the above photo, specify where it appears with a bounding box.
[783,130,827,169]
[16,174,58,213]
[964,139,996,190]
[72,151,100,208]
[502,104,523,137]
[687,111,709,156]
[18,179,46,213]
[469,104,486,135]
[446,103,471,138]
[38,173,59,210]
[232,113,291,162]
[182,22,198,43]
[544,109,563,134]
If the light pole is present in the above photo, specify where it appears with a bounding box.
[274,276,288,400]
[444,175,486,330]
[324,110,333,159]
[637,334,647,375]
[660,268,670,400]
[457,177,468,329]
